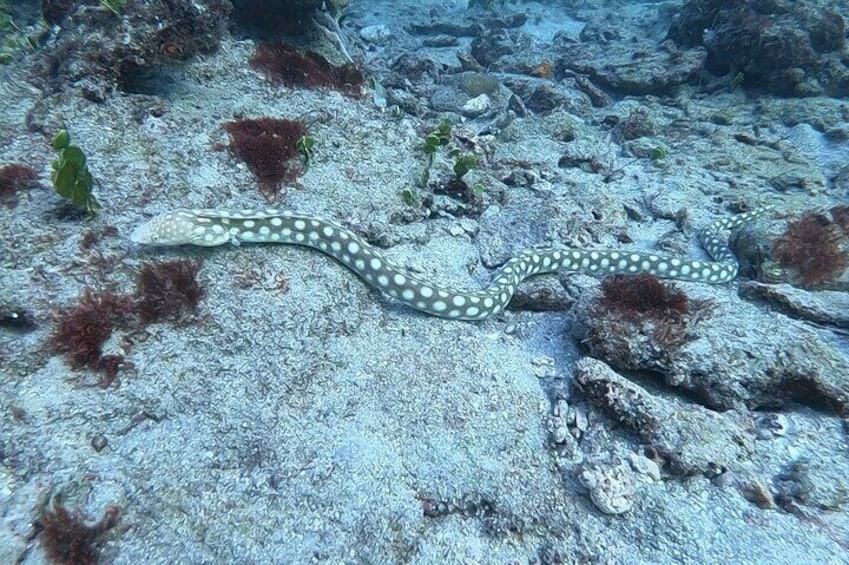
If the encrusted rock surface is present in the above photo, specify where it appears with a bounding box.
[575,357,756,477]
[574,281,849,416]
[37,0,231,101]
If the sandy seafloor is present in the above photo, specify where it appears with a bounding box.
[1,0,849,563]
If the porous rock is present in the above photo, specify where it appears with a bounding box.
[553,36,707,96]
[37,0,231,101]
[574,358,755,477]
[668,0,849,96]
[578,461,636,515]
[739,281,849,329]
[574,286,849,416]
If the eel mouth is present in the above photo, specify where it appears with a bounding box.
[129,222,153,244]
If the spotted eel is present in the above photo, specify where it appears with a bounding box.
[130,207,767,321]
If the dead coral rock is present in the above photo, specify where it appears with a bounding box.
[470,29,520,68]
[668,0,848,96]
[508,277,574,314]
[578,460,636,515]
[575,284,849,416]
[715,471,777,510]
[739,281,849,329]
[612,108,657,141]
[499,75,593,116]
[775,458,849,511]
[574,357,755,477]
[581,275,711,373]
[36,0,231,100]
[553,34,707,96]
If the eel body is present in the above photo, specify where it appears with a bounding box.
[130,207,768,321]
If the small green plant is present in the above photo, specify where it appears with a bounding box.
[421,120,451,157]
[99,0,127,15]
[401,186,417,206]
[419,120,452,186]
[51,130,100,215]
[296,135,315,167]
[0,1,12,29]
[0,2,37,64]
[649,146,667,160]
[449,150,477,179]
[370,78,388,109]
[729,71,745,92]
